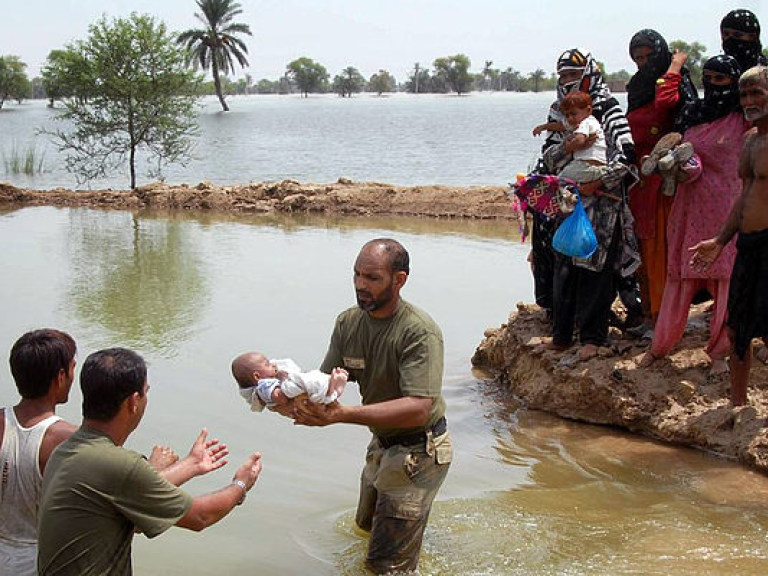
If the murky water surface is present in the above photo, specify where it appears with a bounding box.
[0,92,554,189]
[1,206,767,575]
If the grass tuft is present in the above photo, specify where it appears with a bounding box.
[3,141,46,175]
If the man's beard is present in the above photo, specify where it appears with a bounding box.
[744,104,768,122]
[356,284,394,312]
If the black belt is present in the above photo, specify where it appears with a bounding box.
[377,417,447,449]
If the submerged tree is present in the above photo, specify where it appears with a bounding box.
[528,68,547,93]
[433,54,473,95]
[332,66,365,97]
[40,49,91,107]
[407,63,431,93]
[0,55,31,108]
[411,62,423,93]
[368,69,396,95]
[286,57,329,97]
[47,13,200,189]
[177,0,253,111]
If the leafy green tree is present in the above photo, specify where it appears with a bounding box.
[605,69,631,82]
[177,0,252,111]
[332,66,365,97]
[46,13,200,189]
[480,60,500,91]
[433,54,473,95]
[0,55,31,108]
[499,67,523,91]
[41,48,91,107]
[368,69,396,95]
[255,78,279,93]
[528,68,547,92]
[407,63,430,93]
[286,57,329,97]
[670,40,706,87]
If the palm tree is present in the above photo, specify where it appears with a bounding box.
[529,68,547,93]
[483,60,493,91]
[177,0,252,111]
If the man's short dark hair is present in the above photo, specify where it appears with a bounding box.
[365,238,410,275]
[81,348,147,421]
[9,329,77,399]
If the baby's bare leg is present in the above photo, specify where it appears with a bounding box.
[328,368,349,398]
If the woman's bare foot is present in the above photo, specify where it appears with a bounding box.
[710,358,729,376]
[636,351,658,368]
[578,344,598,362]
[148,445,179,471]
[533,339,571,354]
[707,358,730,383]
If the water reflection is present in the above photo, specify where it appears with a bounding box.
[144,207,520,243]
[66,210,207,356]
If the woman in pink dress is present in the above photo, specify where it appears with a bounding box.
[643,55,749,375]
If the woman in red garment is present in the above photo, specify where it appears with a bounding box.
[625,29,697,332]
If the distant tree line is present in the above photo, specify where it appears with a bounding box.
[0,37,733,108]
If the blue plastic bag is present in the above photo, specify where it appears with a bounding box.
[552,196,597,259]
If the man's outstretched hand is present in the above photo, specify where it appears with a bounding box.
[160,428,229,486]
[185,428,229,475]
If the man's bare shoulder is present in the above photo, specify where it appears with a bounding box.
[40,419,77,472]
[41,420,77,454]
[46,419,77,442]
[744,126,768,149]
[739,128,766,179]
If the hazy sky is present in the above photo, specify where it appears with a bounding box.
[3,1,765,82]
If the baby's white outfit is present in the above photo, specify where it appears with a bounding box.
[239,358,339,412]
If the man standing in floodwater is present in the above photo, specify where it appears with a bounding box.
[295,238,453,574]
[690,65,768,406]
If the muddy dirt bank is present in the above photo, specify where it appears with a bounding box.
[0,179,514,219]
[473,303,768,474]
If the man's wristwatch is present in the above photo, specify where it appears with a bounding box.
[232,480,248,505]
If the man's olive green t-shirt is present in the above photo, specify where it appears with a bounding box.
[320,300,445,438]
[37,426,193,575]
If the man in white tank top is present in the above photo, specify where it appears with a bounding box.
[0,329,77,576]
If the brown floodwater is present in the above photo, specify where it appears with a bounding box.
[1,206,766,575]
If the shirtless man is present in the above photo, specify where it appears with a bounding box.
[689,65,768,406]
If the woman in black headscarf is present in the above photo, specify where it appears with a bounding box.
[642,55,749,376]
[721,8,767,73]
[625,29,697,328]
